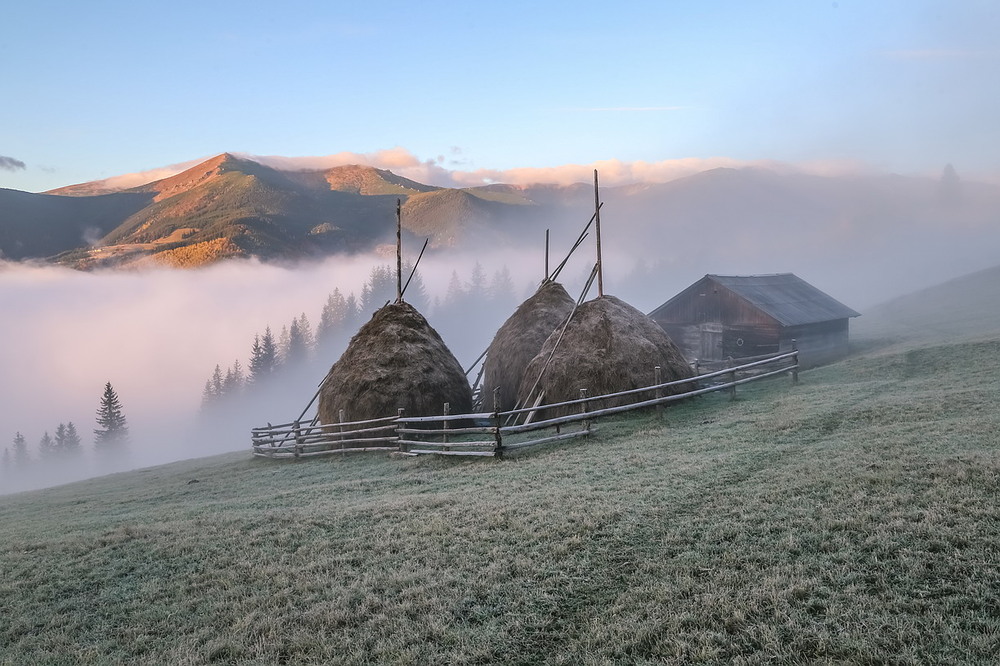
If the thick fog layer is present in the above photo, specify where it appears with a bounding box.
[4,178,1000,494]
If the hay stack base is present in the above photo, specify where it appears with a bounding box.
[517,295,694,418]
[318,302,472,423]
[482,281,575,412]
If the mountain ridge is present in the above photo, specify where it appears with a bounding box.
[3,154,1000,302]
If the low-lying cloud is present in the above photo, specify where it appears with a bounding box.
[73,148,896,194]
[0,156,26,171]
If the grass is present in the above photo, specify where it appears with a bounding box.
[2,301,1000,663]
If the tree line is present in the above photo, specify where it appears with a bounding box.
[2,382,129,476]
[199,261,523,411]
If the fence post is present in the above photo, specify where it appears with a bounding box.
[339,409,346,452]
[654,365,663,422]
[443,402,450,451]
[580,388,590,433]
[396,408,406,452]
[293,420,303,457]
[492,387,503,459]
[727,357,736,401]
[791,339,799,385]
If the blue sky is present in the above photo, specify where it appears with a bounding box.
[1,0,997,192]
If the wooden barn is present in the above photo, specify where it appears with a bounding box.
[648,274,860,367]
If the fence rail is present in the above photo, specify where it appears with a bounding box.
[252,349,798,459]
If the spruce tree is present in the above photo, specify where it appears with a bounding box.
[94,382,129,449]
[249,327,279,384]
[224,360,244,395]
[54,423,69,455]
[12,432,28,467]
[39,431,56,459]
[317,290,347,346]
[64,422,82,455]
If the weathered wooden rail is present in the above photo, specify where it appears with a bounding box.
[252,349,798,459]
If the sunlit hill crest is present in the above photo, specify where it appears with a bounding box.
[0,153,558,268]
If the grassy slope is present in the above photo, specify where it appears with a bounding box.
[2,275,1000,664]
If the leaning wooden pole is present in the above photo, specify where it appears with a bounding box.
[395,198,403,303]
[594,169,604,297]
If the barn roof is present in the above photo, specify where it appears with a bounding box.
[650,273,860,327]
[706,274,860,326]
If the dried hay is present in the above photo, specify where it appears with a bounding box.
[481,281,575,411]
[317,301,472,423]
[517,295,695,418]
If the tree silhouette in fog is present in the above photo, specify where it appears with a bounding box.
[94,382,129,450]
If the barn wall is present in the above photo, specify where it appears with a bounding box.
[779,319,850,367]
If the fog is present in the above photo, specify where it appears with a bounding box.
[4,180,1000,494]
[0,249,559,494]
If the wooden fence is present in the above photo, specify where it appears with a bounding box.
[251,350,798,459]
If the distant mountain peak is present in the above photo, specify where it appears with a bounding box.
[322,164,438,196]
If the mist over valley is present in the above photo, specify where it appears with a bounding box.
[2,154,1000,493]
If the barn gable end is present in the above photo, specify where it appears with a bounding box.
[648,274,860,366]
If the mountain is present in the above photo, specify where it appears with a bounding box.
[2,155,1000,308]
[4,154,538,268]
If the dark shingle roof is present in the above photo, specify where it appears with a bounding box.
[707,274,860,326]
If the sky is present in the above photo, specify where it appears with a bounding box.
[2,0,999,192]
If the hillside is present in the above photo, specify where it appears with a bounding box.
[1,269,998,663]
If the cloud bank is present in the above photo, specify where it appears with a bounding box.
[0,156,26,171]
[73,148,889,194]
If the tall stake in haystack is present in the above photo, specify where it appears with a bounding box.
[594,169,604,297]
[316,202,471,424]
[396,198,402,303]
[514,169,695,419]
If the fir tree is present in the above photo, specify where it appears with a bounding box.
[343,294,361,329]
[285,318,308,366]
[400,262,430,312]
[54,423,68,454]
[249,327,279,384]
[12,432,28,467]
[64,422,82,455]
[223,360,244,395]
[489,265,517,314]
[94,382,129,449]
[297,313,314,353]
[360,265,395,314]
[39,431,56,459]
[317,289,348,348]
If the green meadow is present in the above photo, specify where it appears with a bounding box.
[2,269,999,665]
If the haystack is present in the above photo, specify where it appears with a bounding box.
[317,301,471,423]
[481,281,575,412]
[516,295,694,418]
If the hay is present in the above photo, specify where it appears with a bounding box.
[481,281,575,411]
[317,301,472,423]
[516,295,695,418]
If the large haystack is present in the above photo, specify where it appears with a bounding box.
[318,301,472,423]
[481,281,575,411]
[516,295,694,418]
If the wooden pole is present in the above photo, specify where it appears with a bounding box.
[396,408,406,452]
[442,402,450,450]
[655,366,663,422]
[339,408,346,451]
[594,170,604,298]
[791,339,799,385]
[580,388,590,433]
[492,388,503,459]
[545,229,550,282]
[395,198,402,303]
[727,356,736,401]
